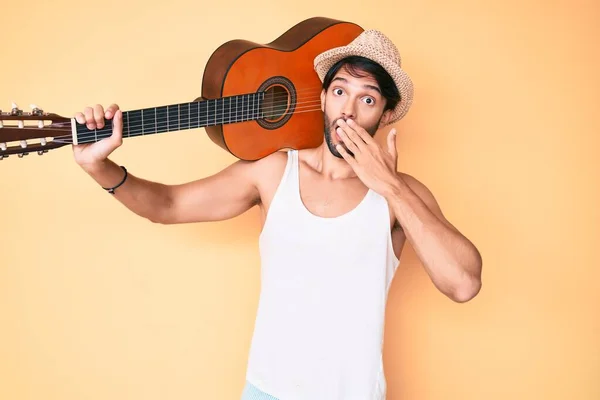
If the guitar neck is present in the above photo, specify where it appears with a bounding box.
[72,92,265,144]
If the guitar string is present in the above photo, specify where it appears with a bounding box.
[59,106,328,145]
[56,97,328,144]
[0,98,323,146]
[2,90,322,136]
[71,98,325,140]
[69,85,379,144]
[70,102,331,144]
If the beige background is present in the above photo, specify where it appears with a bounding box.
[1,0,598,399]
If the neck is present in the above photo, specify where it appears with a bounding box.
[306,142,357,180]
[73,94,264,144]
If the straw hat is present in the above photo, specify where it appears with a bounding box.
[313,29,414,125]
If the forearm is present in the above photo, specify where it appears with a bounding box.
[81,159,173,223]
[384,179,482,302]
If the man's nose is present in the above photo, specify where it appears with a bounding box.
[341,100,356,120]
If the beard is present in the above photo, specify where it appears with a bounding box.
[323,112,381,159]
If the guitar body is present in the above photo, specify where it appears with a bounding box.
[198,17,364,160]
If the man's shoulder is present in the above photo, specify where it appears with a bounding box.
[252,150,289,171]
[247,150,290,185]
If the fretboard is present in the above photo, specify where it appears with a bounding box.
[75,92,265,144]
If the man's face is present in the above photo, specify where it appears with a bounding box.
[321,66,391,158]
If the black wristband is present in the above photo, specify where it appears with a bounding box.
[102,166,128,194]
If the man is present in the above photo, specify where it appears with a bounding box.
[73,29,482,400]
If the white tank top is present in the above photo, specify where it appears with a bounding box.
[245,150,400,400]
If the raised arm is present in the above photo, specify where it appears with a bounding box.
[74,104,260,224]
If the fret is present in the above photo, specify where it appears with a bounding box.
[256,93,260,120]
[127,110,143,137]
[122,111,130,138]
[207,99,216,126]
[180,103,190,130]
[214,99,219,125]
[235,96,239,123]
[246,95,250,121]
[250,95,253,120]
[223,97,230,124]
[142,108,155,134]
[190,101,199,129]
[221,98,225,125]
[228,96,232,124]
[214,99,218,125]
[156,106,168,133]
[198,100,207,127]
[167,105,178,132]
[216,98,222,124]
[260,92,265,118]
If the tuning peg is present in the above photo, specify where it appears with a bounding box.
[11,102,22,115]
[20,140,27,148]
[0,143,6,151]
[29,104,45,128]
[30,104,44,116]
[11,102,24,128]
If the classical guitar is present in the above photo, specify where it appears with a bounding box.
[0,17,363,161]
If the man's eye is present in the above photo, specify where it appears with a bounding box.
[363,97,375,105]
[333,89,343,95]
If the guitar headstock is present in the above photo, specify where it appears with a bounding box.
[0,102,73,160]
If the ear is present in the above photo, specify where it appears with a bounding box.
[378,109,393,129]
[320,89,326,112]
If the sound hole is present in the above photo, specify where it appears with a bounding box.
[263,85,289,122]
[257,76,296,131]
